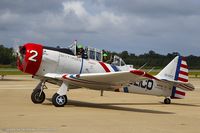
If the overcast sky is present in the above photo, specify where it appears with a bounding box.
[0,0,200,55]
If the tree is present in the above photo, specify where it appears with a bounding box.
[120,51,129,59]
[0,45,16,65]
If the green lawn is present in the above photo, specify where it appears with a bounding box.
[0,68,26,75]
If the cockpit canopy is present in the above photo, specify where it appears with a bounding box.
[67,41,127,66]
[68,41,103,61]
[111,55,126,66]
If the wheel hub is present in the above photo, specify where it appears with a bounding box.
[56,96,65,105]
[35,92,43,101]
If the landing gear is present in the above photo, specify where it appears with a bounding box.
[164,98,171,104]
[31,89,46,104]
[51,82,68,107]
[31,81,47,104]
[52,93,68,107]
[31,81,68,107]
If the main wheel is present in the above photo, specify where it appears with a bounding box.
[31,90,46,104]
[52,93,67,107]
[164,98,171,104]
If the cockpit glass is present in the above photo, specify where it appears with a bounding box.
[68,44,76,55]
[111,55,126,66]
[89,50,95,60]
[96,52,101,61]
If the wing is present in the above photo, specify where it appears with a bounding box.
[44,70,158,90]
[44,69,194,92]
[35,74,81,89]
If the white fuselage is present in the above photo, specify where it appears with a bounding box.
[36,49,132,75]
[36,48,173,98]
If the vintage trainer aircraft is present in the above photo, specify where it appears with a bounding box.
[17,41,195,107]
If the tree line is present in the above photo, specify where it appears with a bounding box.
[0,45,16,66]
[0,45,200,69]
[114,50,200,69]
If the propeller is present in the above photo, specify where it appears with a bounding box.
[12,39,21,58]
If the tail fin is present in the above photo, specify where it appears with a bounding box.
[156,56,188,82]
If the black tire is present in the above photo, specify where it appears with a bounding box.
[164,98,171,104]
[31,90,46,104]
[52,93,67,107]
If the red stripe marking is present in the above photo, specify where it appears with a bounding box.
[176,90,185,96]
[144,73,158,80]
[178,77,188,82]
[99,62,110,72]
[179,71,188,76]
[182,57,186,61]
[180,64,188,69]
[130,70,144,75]
[130,70,158,80]
[62,74,68,79]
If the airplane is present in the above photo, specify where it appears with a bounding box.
[16,41,195,107]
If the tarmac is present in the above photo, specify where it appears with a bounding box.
[0,75,200,133]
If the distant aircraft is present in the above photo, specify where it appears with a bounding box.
[17,41,195,107]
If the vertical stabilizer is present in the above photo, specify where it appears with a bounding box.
[156,56,188,82]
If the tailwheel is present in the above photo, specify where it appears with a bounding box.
[52,93,68,107]
[164,98,171,104]
[31,89,46,104]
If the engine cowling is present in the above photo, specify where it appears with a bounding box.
[17,43,43,75]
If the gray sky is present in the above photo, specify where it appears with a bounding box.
[0,0,200,55]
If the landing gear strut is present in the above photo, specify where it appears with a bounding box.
[164,98,171,104]
[52,82,68,107]
[31,81,47,104]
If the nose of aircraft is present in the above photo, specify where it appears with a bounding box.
[17,43,43,75]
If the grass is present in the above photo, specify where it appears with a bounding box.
[0,68,26,75]
[188,71,200,78]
